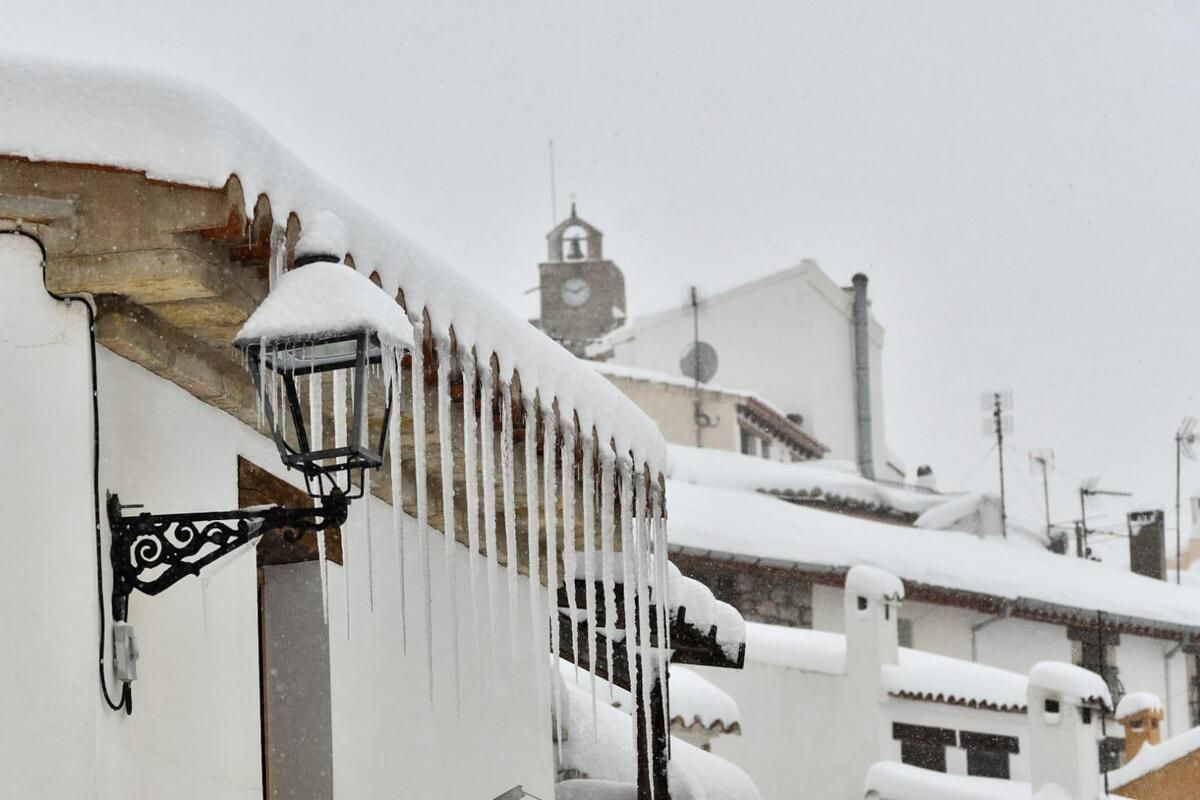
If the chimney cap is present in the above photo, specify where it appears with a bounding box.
[845,565,904,602]
[851,272,869,287]
[1116,692,1163,721]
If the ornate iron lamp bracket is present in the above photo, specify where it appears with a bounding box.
[106,491,349,622]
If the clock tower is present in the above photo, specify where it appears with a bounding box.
[537,204,627,356]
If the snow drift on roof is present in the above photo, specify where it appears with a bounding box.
[743,622,1028,712]
[666,479,1200,630]
[669,666,741,732]
[667,445,946,515]
[865,762,1032,800]
[0,53,665,471]
[1027,662,1112,709]
[557,661,760,800]
[1109,724,1200,790]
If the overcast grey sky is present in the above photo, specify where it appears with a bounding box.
[6,1,1200,538]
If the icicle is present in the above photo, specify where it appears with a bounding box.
[317,522,329,625]
[581,432,598,731]
[334,369,348,456]
[522,397,545,720]
[499,379,520,679]
[480,364,501,679]
[412,327,434,702]
[618,459,637,712]
[600,449,617,697]
[634,470,655,800]
[364,467,374,612]
[387,346,407,652]
[561,426,579,676]
[653,489,670,745]
[309,371,324,463]
[542,406,563,763]
[334,370,351,638]
[437,342,462,709]
[461,358,483,670]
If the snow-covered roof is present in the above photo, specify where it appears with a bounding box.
[668,445,947,517]
[0,54,665,472]
[1027,662,1112,709]
[667,479,1200,633]
[669,666,741,734]
[666,562,745,663]
[1109,724,1200,790]
[235,258,415,346]
[1115,691,1163,720]
[589,361,759,400]
[558,660,741,734]
[743,622,1029,712]
[557,662,760,800]
[865,762,1032,800]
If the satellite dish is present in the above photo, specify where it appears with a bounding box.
[680,341,719,383]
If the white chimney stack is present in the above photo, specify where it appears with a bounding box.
[1026,662,1112,800]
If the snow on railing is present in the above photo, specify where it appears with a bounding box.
[0,53,672,767]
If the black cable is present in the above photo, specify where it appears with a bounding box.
[3,229,131,713]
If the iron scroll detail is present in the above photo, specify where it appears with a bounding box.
[107,491,349,621]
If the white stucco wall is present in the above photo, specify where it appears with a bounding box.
[814,578,1189,739]
[695,662,876,800]
[696,660,1034,799]
[610,263,894,477]
[0,235,556,799]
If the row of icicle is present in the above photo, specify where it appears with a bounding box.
[251,331,673,796]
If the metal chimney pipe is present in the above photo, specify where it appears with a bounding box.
[851,273,875,480]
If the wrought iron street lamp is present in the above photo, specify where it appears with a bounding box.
[105,221,410,656]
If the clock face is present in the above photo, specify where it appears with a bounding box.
[561,277,591,307]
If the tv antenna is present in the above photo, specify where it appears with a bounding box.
[1078,479,1132,559]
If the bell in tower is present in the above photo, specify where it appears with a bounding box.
[566,236,585,261]
[535,204,628,357]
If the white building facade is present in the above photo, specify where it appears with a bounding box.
[609,260,901,481]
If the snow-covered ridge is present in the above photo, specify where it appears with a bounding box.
[667,480,1200,631]
[0,53,665,472]
[667,445,946,516]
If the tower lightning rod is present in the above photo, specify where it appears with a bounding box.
[548,139,558,226]
[992,393,1008,539]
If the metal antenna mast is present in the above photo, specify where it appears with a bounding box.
[1175,417,1196,584]
[1030,449,1055,543]
[680,286,719,447]
[982,391,1013,538]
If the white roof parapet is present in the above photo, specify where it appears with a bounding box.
[0,54,666,474]
[1027,661,1112,710]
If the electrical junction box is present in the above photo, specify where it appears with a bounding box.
[113,621,138,683]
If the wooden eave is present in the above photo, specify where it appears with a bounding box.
[0,156,621,585]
